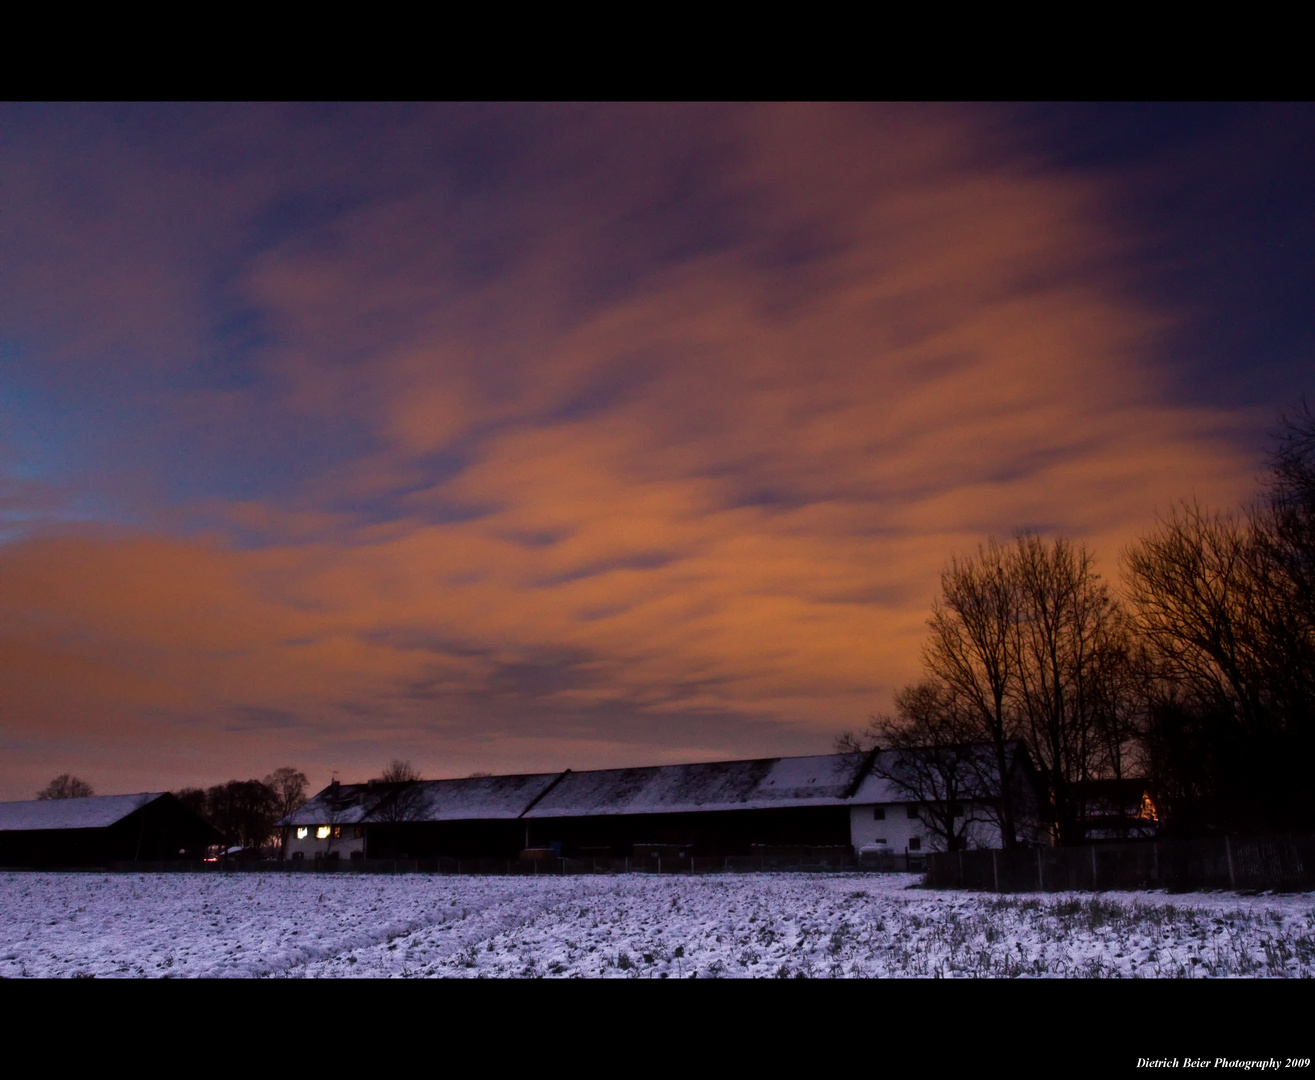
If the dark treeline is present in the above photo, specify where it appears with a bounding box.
[173,767,308,853]
[841,403,1315,846]
[170,761,421,853]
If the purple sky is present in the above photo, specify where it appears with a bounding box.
[1,103,1311,799]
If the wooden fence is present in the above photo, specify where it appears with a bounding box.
[925,832,1315,892]
[93,852,859,875]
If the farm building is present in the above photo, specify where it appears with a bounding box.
[282,771,562,862]
[848,741,1045,854]
[0,792,221,868]
[1070,778,1159,842]
[283,747,1049,863]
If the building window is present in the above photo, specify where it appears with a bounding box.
[908,838,921,851]
[332,826,342,839]
[353,826,364,839]
[296,827,309,840]
[873,807,885,820]
[316,826,331,839]
[906,805,920,819]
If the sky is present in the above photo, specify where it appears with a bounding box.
[1,103,1312,800]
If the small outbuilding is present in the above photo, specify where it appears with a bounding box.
[0,792,220,868]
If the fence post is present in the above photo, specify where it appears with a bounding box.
[1152,842,1158,883]
[992,849,999,893]
[957,850,964,888]
[1091,845,1098,891]
[1037,848,1044,892]
[1225,835,1236,890]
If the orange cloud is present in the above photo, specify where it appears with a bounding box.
[0,106,1261,797]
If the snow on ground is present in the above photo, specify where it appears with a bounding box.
[2,871,1312,978]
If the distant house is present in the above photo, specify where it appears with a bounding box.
[0,792,221,868]
[1071,778,1159,842]
[281,749,1049,862]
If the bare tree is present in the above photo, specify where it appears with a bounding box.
[1267,400,1315,600]
[858,534,1137,848]
[1009,534,1133,845]
[263,767,309,821]
[1124,413,1315,830]
[371,782,429,824]
[36,774,94,800]
[867,679,999,851]
[367,761,429,858]
[1124,502,1271,724]
[380,759,421,783]
[1262,401,1315,742]
[922,538,1024,848]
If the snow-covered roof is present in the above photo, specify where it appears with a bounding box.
[386,773,563,821]
[280,784,394,827]
[846,754,910,805]
[847,742,1029,805]
[523,754,869,819]
[287,744,1032,826]
[0,793,167,832]
[282,773,565,826]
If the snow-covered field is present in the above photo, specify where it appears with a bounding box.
[2,870,1313,978]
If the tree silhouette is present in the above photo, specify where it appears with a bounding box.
[380,759,421,783]
[36,774,93,800]
[263,766,309,821]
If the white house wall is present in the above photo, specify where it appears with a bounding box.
[285,827,367,861]
[849,804,1006,853]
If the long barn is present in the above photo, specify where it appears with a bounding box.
[282,748,1043,863]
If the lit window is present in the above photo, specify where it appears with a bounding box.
[296,827,309,840]
[316,826,331,839]
[332,826,342,839]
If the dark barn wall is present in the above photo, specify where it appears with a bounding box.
[364,805,853,860]
[0,827,109,868]
[0,796,218,868]
[366,819,528,860]
[527,806,853,857]
[107,797,218,861]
